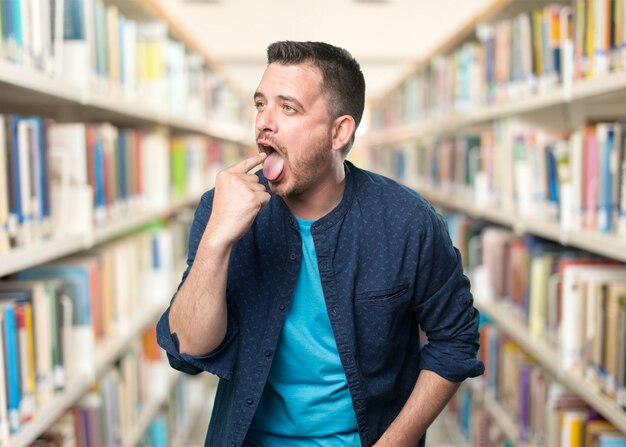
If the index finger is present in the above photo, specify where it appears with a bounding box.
[229,152,267,174]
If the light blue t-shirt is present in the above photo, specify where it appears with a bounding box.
[244,218,361,446]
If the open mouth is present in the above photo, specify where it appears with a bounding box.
[257,139,285,182]
[258,142,276,156]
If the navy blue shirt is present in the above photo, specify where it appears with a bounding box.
[156,161,484,447]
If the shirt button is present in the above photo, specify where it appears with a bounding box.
[246,397,254,405]
[279,303,286,311]
[331,307,338,317]
[230,443,237,447]
[289,253,297,261]
[265,350,272,357]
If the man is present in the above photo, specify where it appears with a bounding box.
[157,41,483,447]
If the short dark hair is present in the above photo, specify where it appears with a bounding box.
[267,41,366,152]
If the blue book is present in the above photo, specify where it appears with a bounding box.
[546,145,559,219]
[8,116,22,228]
[599,437,626,447]
[16,264,92,326]
[36,118,51,221]
[9,0,21,49]
[598,125,615,233]
[94,137,106,214]
[147,415,168,447]
[2,302,20,433]
[63,0,85,40]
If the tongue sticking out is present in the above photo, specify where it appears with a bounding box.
[263,151,284,181]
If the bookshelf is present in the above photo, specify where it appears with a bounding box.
[8,285,170,447]
[476,298,626,435]
[0,0,252,444]
[360,0,626,445]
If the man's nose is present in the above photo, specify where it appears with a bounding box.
[256,106,277,133]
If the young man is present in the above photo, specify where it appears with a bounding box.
[157,41,484,447]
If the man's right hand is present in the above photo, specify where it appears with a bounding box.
[204,152,270,247]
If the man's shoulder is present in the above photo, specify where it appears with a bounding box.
[349,163,430,211]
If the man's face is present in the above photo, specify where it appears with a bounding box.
[254,62,335,198]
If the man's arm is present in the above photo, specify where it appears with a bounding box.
[168,153,269,355]
[373,370,460,447]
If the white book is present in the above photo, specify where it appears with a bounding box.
[48,123,93,236]
[17,120,33,246]
[561,266,626,375]
[568,130,583,231]
[141,130,170,211]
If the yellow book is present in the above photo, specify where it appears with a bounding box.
[587,0,596,77]
[533,9,545,76]
[24,302,36,401]
[605,282,626,397]
[570,417,583,447]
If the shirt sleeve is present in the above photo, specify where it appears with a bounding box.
[155,190,239,380]
[413,204,485,382]
[156,305,239,380]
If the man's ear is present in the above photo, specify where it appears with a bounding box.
[331,115,356,151]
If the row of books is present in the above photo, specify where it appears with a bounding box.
[0,114,249,254]
[33,326,163,447]
[366,118,626,237]
[444,213,626,411]
[446,324,626,446]
[480,323,626,447]
[370,1,626,129]
[0,0,249,125]
[31,326,213,447]
[0,216,188,441]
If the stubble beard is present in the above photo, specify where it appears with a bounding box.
[269,135,333,199]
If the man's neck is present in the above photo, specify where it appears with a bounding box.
[285,163,346,221]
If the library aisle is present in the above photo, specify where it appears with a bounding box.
[4,0,626,445]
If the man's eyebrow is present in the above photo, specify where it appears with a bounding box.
[253,92,305,111]
[278,95,305,111]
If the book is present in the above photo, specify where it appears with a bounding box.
[0,280,60,406]
[61,0,89,87]
[15,299,35,423]
[17,260,97,382]
[48,122,93,237]
[1,298,22,434]
[0,310,9,444]
[0,115,9,253]
[560,265,626,377]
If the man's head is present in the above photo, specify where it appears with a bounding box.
[266,41,366,154]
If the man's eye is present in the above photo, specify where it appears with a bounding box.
[283,104,295,112]
[255,102,265,110]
